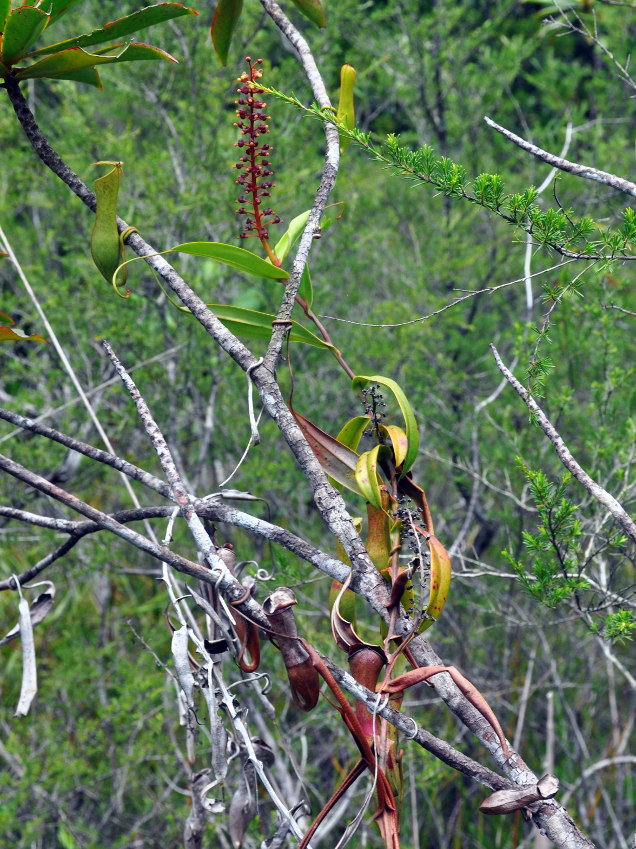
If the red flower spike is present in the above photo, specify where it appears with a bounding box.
[232,57,282,265]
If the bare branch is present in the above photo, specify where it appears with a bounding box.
[484,116,636,199]
[491,344,636,545]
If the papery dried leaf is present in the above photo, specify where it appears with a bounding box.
[480,775,558,815]
[231,607,261,672]
[0,581,55,647]
[14,596,37,716]
[291,409,363,495]
[229,755,256,849]
[330,579,377,654]
[395,472,434,536]
[171,624,195,709]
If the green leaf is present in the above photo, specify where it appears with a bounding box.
[210,0,243,66]
[336,416,370,451]
[355,445,388,509]
[16,42,178,82]
[27,4,198,58]
[288,0,326,27]
[352,374,419,475]
[49,64,102,87]
[273,209,311,263]
[204,305,335,350]
[169,242,289,279]
[113,241,289,292]
[298,264,313,309]
[0,0,12,35]
[1,6,48,65]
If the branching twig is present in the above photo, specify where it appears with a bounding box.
[484,116,636,199]
[491,344,636,546]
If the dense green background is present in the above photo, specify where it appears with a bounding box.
[1,1,634,847]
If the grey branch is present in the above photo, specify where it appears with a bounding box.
[491,344,636,546]
[484,116,636,199]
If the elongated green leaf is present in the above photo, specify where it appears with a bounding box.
[289,0,326,27]
[298,263,313,309]
[210,0,243,66]
[336,416,370,451]
[17,42,177,81]
[205,305,334,349]
[273,209,311,263]
[113,240,289,292]
[1,6,48,65]
[169,242,289,278]
[27,3,198,58]
[355,445,388,508]
[379,424,408,468]
[352,374,419,475]
[0,0,12,35]
[291,409,363,496]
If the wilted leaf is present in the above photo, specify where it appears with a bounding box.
[0,581,55,647]
[291,409,363,496]
[14,596,37,716]
[171,624,195,709]
[383,664,509,757]
[210,0,243,66]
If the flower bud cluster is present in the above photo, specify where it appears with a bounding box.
[233,57,281,246]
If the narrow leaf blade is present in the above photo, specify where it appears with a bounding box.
[27,3,198,57]
[210,0,243,66]
[170,242,289,279]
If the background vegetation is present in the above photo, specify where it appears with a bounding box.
[1,1,634,847]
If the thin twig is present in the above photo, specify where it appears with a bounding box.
[491,344,636,545]
[484,116,636,199]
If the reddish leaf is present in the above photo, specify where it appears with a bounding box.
[382,664,509,757]
[210,0,243,66]
[0,325,48,343]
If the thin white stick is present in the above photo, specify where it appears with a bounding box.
[524,122,573,312]
[0,226,159,544]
